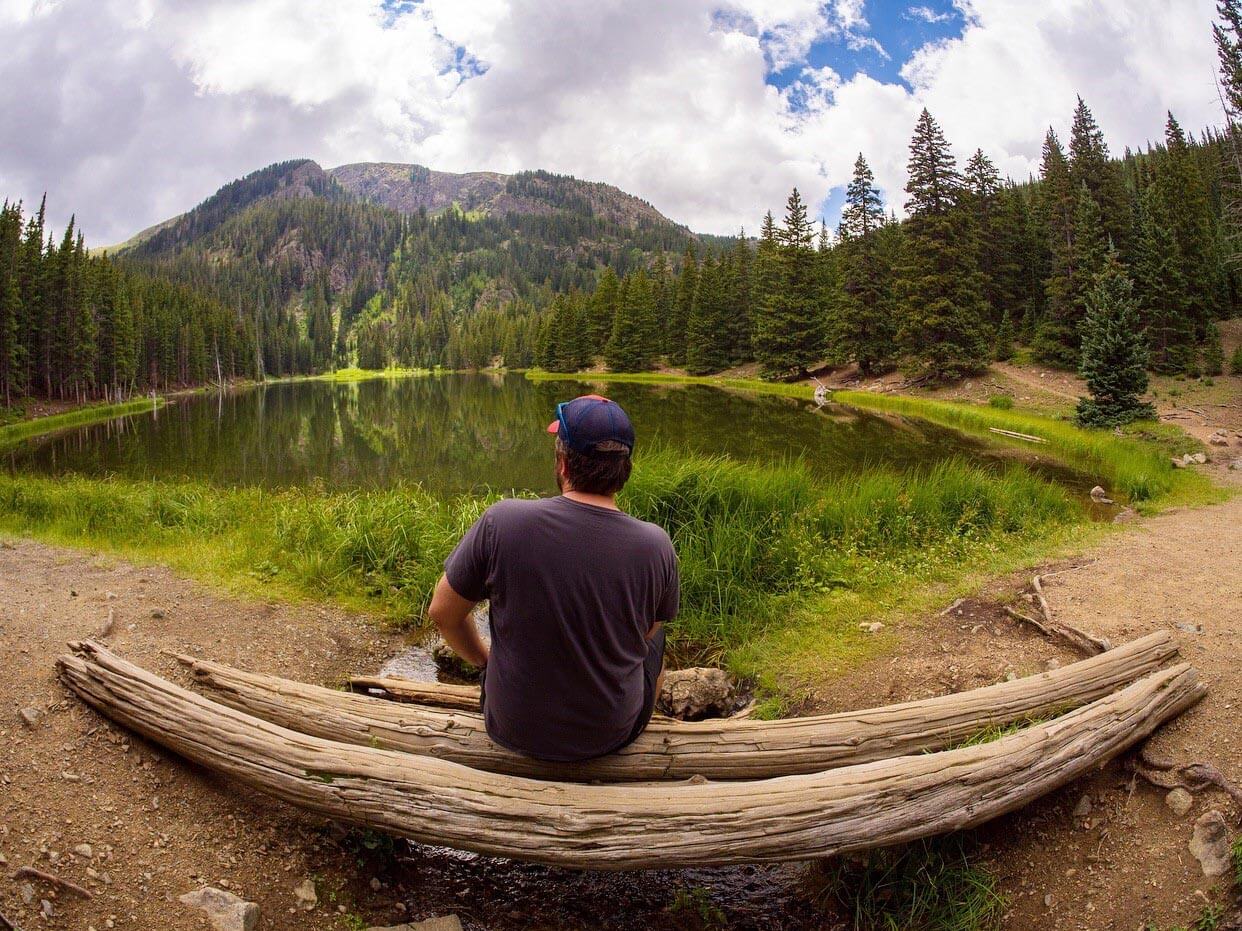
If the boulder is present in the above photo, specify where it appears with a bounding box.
[293,877,318,910]
[430,639,482,682]
[1164,788,1193,816]
[18,707,41,728]
[1188,809,1232,878]
[1190,452,1208,464]
[1071,794,1093,819]
[1208,432,1230,447]
[1089,485,1113,503]
[658,668,746,721]
[179,887,260,931]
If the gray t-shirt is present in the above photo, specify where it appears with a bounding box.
[444,495,679,761]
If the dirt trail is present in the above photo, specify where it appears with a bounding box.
[979,488,1242,929]
[0,541,406,930]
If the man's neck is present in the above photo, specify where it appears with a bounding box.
[561,489,620,511]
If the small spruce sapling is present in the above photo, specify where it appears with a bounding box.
[1075,255,1156,427]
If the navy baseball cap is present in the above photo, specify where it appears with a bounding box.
[546,394,636,454]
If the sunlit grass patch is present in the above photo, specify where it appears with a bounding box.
[830,390,1199,504]
[0,397,165,451]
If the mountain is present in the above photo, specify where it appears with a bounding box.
[112,158,704,376]
[328,162,689,231]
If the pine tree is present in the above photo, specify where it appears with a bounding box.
[1068,97,1132,255]
[587,266,620,359]
[605,270,658,371]
[896,110,990,379]
[1075,254,1155,427]
[1133,184,1195,373]
[840,154,885,240]
[836,154,895,373]
[1215,0,1242,117]
[963,149,1007,325]
[686,256,730,374]
[723,233,754,364]
[754,189,824,377]
[1157,113,1225,336]
[668,245,698,367]
[1033,130,1079,366]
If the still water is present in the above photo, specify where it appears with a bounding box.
[6,373,1069,495]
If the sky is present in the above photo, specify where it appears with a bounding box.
[0,0,1227,244]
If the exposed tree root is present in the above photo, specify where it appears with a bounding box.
[1129,744,1242,815]
[1011,574,1111,656]
[13,866,93,899]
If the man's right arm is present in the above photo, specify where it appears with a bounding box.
[432,510,493,669]
[428,575,489,668]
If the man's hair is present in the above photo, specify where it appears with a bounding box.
[556,437,632,495]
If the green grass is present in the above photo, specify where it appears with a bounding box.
[830,391,1211,506]
[525,368,817,399]
[813,835,1005,931]
[0,448,1088,692]
[310,366,434,383]
[0,397,166,451]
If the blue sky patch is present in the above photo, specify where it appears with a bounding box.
[768,0,966,91]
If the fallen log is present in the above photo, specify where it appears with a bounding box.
[172,632,1180,781]
[988,427,1049,444]
[56,641,1205,869]
[347,674,481,711]
[349,627,1157,714]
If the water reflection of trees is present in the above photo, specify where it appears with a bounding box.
[11,375,1025,495]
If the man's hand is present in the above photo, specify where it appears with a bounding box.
[428,574,489,669]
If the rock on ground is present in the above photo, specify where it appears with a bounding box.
[658,667,745,720]
[179,886,260,931]
[368,918,464,931]
[293,877,318,910]
[1188,810,1233,878]
[1164,788,1194,816]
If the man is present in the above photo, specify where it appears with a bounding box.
[427,394,679,762]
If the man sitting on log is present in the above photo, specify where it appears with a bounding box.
[428,394,679,761]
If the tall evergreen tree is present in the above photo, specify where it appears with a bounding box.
[587,266,621,359]
[896,110,990,379]
[963,149,1008,326]
[836,155,895,373]
[1034,130,1079,365]
[686,256,730,374]
[1133,184,1195,373]
[669,244,698,367]
[754,189,824,377]
[723,232,754,364]
[1068,97,1132,255]
[1157,113,1225,335]
[605,270,658,371]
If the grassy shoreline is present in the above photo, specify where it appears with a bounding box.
[0,396,167,450]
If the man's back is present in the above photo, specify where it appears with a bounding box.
[445,494,678,761]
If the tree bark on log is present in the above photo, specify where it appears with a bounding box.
[175,631,1179,781]
[56,642,1204,869]
[347,675,482,711]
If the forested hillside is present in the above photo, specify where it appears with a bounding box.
[521,102,1236,382]
[0,198,258,405]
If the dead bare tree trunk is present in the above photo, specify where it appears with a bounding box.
[55,642,1205,869]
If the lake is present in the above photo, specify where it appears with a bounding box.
[4,374,1078,496]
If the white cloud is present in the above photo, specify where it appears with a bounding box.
[0,0,1227,242]
[908,5,953,24]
